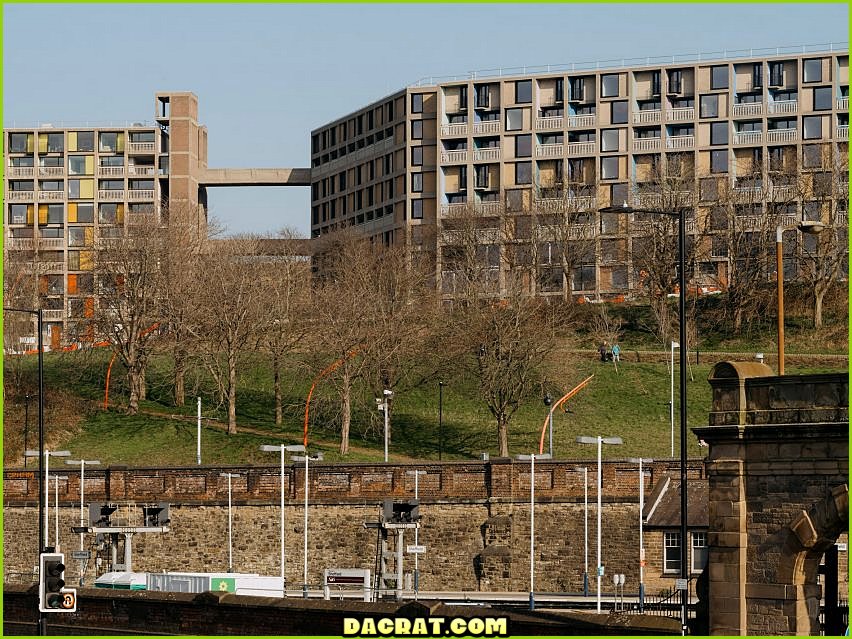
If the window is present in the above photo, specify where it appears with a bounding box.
[601,156,619,180]
[99,132,121,152]
[412,173,423,193]
[803,116,823,140]
[710,121,728,145]
[710,65,729,90]
[769,61,784,86]
[68,156,91,175]
[75,203,94,223]
[9,203,30,224]
[100,155,124,167]
[515,162,532,185]
[555,78,564,103]
[43,133,64,153]
[700,94,718,118]
[515,79,532,104]
[569,77,585,102]
[506,108,524,131]
[475,165,490,188]
[129,131,154,143]
[10,156,33,167]
[710,149,728,173]
[601,74,619,98]
[411,199,423,219]
[10,180,34,191]
[651,70,661,96]
[691,532,708,572]
[458,86,468,110]
[601,129,619,152]
[802,145,824,168]
[813,87,832,111]
[803,58,822,83]
[475,85,491,109]
[411,146,423,166]
[611,101,628,124]
[43,203,64,224]
[572,265,596,290]
[664,531,682,573]
[98,203,122,224]
[752,63,763,89]
[610,183,628,206]
[515,134,532,158]
[9,132,31,153]
[668,69,683,94]
[411,120,423,140]
[411,94,423,114]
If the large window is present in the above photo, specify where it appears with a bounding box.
[515,79,532,104]
[691,532,708,573]
[664,531,682,573]
[411,146,423,166]
[769,61,784,86]
[803,116,823,140]
[9,204,30,224]
[813,87,832,111]
[700,94,719,118]
[710,149,728,173]
[72,131,94,152]
[601,156,619,180]
[411,93,424,114]
[506,108,524,131]
[515,162,532,185]
[601,129,619,152]
[601,74,619,98]
[710,65,729,90]
[411,120,423,140]
[710,121,728,145]
[411,173,423,193]
[411,199,423,219]
[9,132,31,153]
[515,134,532,158]
[802,144,824,169]
[611,101,628,124]
[803,58,822,83]
[68,156,91,176]
[99,132,121,152]
[43,133,64,153]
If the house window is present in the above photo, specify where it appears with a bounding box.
[601,129,619,152]
[411,120,423,140]
[803,116,823,140]
[611,101,628,125]
[601,156,619,180]
[506,108,524,131]
[411,173,423,193]
[710,149,728,173]
[411,94,423,114]
[710,65,729,90]
[700,94,719,118]
[9,133,31,153]
[515,162,532,185]
[664,531,682,573]
[411,146,423,166]
[802,145,824,168]
[515,134,532,158]
[691,532,708,572]
[668,69,683,94]
[515,79,532,104]
[813,87,832,111]
[803,58,822,83]
[601,74,619,98]
[411,199,423,219]
[569,77,585,102]
[99,132,121,152]
[44,133,64,153]
[752,63,763,89]
[769,61,784,86]
[710,122,728,145]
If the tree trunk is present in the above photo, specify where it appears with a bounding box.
[814,288,825,329]
[227,349,237,435]
[339,371,351,456]
[273,352,282,426]
[173,344,186,407]
[497,415,509,458]
[138,368,146,401]
[127,366,142,415]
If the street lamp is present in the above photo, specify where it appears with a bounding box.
[628,457,653,612]
[573,466,589,597]
[516,452,552,611]
[670,341,679,458]
[543,394,553,458]
[438,382,444,461]
[291,451,323,598]
[219,472,244,573]
[65,458,100,585]
[406,469,428,596]
[26,449,70,552]
[601,200,688,628]
[260,443,305,595]
[576,435,622,613]
[376,389,393,462]
[776,220,825,375]
[52,475,69,552]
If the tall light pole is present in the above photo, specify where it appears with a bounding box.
[670,341,679,458]
[573,465,589,596]
[438,381,444,461]
[65,458,100,584]
[543,394,553,458]
[516,452,552,611]
[53,474,69,552]
[26,449,70,551]
[576,435,622,613]
[292,451,323,598]
[219,472,244,572]
[260,443,305,595]
[376,389,393,462]
[776,220,824,375]
[196,397,202,465]
[628,457,653,612]
[406,470,428,596]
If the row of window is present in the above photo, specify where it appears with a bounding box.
[7,131,156,154]
[311,154,394,200]
[8,202,143,226]
[312,99,397,154]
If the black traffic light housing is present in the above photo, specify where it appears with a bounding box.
[39,552,76,613]
[141,502,170,527]
[89,503,117,527]
[382,499,420,524]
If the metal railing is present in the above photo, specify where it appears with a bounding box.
[441,123,469,137]
[536,143,564,158]
[836,125,849,139]
[535,116,564,130]
[473,148,500,161]
[733,130,764,145]
[633,109,662,125]
[766,128,798,143]
[440,150,469,163]
[472,121,500,135]
[666,107,695,122]
[566,141,595,156]
[767,100,798,114]
[666,135,694,149]
[837,96,849,111]
[567,114,596,128]
[633,137,661,152]
[732,102,764,117]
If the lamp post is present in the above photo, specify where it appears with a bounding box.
[406,469,428,596]
[601,200,688,629]
[24,394,33,468]
[576,435,622,613]
[292,451,323,598]
[670,341,679,458]
[196,397,202,466]
[438,381,444,461]
[573,466,589,596]
[376,390,393,462]
[543,394,553,458]
[628,457,653,612]
[516,452,552,611]
[260,443,305,595]
[65,458,100,584]
[26,449,70,552]
[219,472,244,572]
[776,220,825,375]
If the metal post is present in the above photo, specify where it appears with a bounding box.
[79,461,85,555]
[670,341,676,458]
[281,447,286,591]
[583,467,589,597]
[383,395,389,463]
[24,394,30,469]
[54,475,60,552]
[639,458,646,612]
[548,412,553,459]
[414,472,419,596]
[776,226,785,375]
[438,382,444,461]
[678,207,689,635]
[596,437,602,614]
[529,453,536,611]
[227,473,233,572]
[303,453,309,599]
[37,309,46,637]
[44,450,50,551]
[196,397,202,465]
[395,527,404,602]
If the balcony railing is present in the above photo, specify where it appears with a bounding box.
[128,190,155,201]
[566,114,596,128]
[535,143,563,158]
[767,100,798,114]
[836,125,849,139]
[733,131,763,145]
[566,141,595,156]
[38,190,64,201]
[535,116,564,130]
[8,166,34,177]
[473,121,500,135]
[837,96,849,111]
[440,203,468,217]
[665,135,694,150]
[473,148,500,162]
[98,166,125,177]
[6,238,34,250]
[38,166,65,177]
[534,195,596,213]
[8,191,34,201]
[665,107,695,122]
[441,123,469,137]
[128,166,157,176]
[475,202,502,215]
[731,102,764,117]
[765,128,798,143]
[98,189,125,200]
[127,141,156,153]
[633,109,661,125]
[441,150,469,164]
[771,184,796,201]
[632,137,661,152]
[42,309,65,322]
[38,238,66,250]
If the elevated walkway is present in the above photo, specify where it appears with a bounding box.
[199,167,311,187]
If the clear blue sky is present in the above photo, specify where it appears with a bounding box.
[4,3,848,237]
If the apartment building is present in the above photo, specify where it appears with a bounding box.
[4,92,209,348]
[309,47,849,301]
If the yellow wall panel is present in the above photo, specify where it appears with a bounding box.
[27,134,34,152]
[67,274,78,295]
[80,251,93,270]
[116,203,125,224]
[68,132,78,152]
[68,202,78,223]
[84,227,94,244]
[38,204,48,225]
[116,133,125,152]
[85,156,94,175]
[38,135,48,153]
[80,179,94,199]
[26,204,34,224]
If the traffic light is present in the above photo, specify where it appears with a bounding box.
[141,502,170,527]
[39,552,76,613]
[89,503,117,527]
[382,499,420,524]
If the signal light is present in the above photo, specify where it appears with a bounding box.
[39,552,76,613]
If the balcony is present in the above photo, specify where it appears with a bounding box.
[6,238,34,250]
[98,166,125,177]
[475,202,502,215]
[98,189,125,200]
[38,238,66,250]
[836,125,849,140]
[535,143,563,158]
[472,121,500,135]
[127,141,156,153]
[771,184,796,201]
[128,190,155,201]
[441,123,469,137]
[473,148,500,162]
[733,131,764,145]
[633,109,661,125]
[440,150,469,164]
[440,203,469,217]
[8,166,34,177]
[665,107,695,122]
[731,102,764,118]
[566,141,595,156]
[632,137,661,152]
[128,165,157,176]
[38,190,64,201]
[665,135,694,150]
[567,114,596,128]
[535,116,564,131]
[440,202,501,217]
[767,100,798,115]
[43,309,65,322]
[765,129,798,143]
[837,96,848,111]
[8,191,34,202]
[534,195,596,213]
[38,166,65,178]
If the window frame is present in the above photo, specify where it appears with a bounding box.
[691,531,708,573]
[515,79,532,104]
[601,74,620,98]
[664,531,682,574]
[710,65,729,90]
